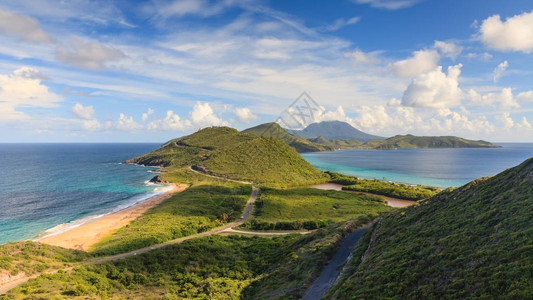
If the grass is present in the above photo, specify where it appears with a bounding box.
[326,157,533,299]
[240,187,391,231]
[91,183,251,256]
[5,220,370,299]
[357,134,499,149]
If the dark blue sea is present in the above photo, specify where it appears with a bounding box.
[0,143,163,245]
[302,143,533,188]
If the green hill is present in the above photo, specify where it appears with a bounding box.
[126,126,327,186]
[327,157,533,299]
[358,134,500,149]
[242,122,334,152]
[293,121,385,142]
[308,136,363,149]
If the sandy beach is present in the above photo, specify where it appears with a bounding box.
[36,184,188,251]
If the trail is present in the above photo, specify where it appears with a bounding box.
[302,224,372,300]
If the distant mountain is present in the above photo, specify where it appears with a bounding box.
[326,157,533,299]
[292,121,385,142]
[242,122,334,152]
[307,136,362,149]
[126,126,327,186]
[357,134,500,149]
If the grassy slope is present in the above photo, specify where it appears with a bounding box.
[241,188,390,230]
[242,122,334,153]
[358,134,499,149]
[201,137,328,186]
[127,126,328,187]
[91,183,251,256]
[6,220,368,300]
[308,136,362,150]
[327,157,533,299]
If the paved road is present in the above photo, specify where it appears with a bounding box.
[302,224,372,300]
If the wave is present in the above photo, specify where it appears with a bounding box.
[35,184,174,240]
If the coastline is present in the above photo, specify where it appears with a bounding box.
[35,183,187,251]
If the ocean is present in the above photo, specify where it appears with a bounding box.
[0,143,164,245]
[301,143,533,188]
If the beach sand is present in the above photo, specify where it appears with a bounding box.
[36,184,188,251]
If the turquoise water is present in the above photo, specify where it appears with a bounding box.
[301,143,533,188]
[0,143,163,245]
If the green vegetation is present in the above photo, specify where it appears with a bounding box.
[294,120,385,142]
[327,157,533,299]
[243,122,334,152]
[357,134,499,149]
[91,183,251,256]
[307,136,362,149]
[326,171,358,185]
[6,220,369,299]
[127,126,328,187]
[0,242,87,278]
[241,187,390,231]
[342,179,439,200]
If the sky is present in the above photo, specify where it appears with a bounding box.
[0,0,532,142]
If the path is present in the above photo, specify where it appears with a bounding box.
[302,224,372,300]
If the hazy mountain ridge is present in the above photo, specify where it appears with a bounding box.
[357,134,500,149]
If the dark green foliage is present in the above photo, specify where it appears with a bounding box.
[327,157,533,299]
[342,179,439,200]
[242,122,334,152]
[0,242,87,277]
[357,134,500,149]
[326,171,358,185]
[240,187,389,231]
[91,184,250,255]
[307,136,362,149]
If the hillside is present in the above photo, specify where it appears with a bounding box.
[126,126,327,186]
[357,134,500,149]
[326,157,533,299]
[242,122,334,152]
[308,136,363,149]
[293,121,385,142]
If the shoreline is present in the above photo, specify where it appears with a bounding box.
[35,183,187,251]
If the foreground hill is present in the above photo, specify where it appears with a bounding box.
[293,121,385,142]
[327,157,533,299]
[358,134,499,149]
[126,127,327,186]
[242,122,334,152]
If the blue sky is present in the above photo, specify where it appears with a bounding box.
[0,0,532,142]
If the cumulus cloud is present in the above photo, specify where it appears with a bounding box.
[516,117,531,129]
[72,103,95,120]
[353,0,421,10]
[391,49,440,77]
[345,49,381,65]
[492,60,508,83]
[479,10,533,53]
[0,67,61,120]
[234,107,260,124]
[434,40,463,60]
[465,52,493,61]
[189,102,229,127]
[147,110,191,131]
[322,16,361,32]
[142,108,154,122]
[0,8,53,43]
[56,39,125,70]
[517,91,533,102]
[496,112,514,129]
[115,113,143,131]
[401,64,463,109]
[468,88,520,109]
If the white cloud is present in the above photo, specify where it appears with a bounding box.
[0,67,61,120]
[82,119,106,131]
[72,103,95,120]
[496,112,514,129]
[0,8,53,43]
[434,40,462,60]
[492,60,508,83]
[516,117,531,129]
[391,49,440,77]
[234,107,260,124]
[468,88,520,109]
[517,91,533,102]
[189,102,229,127]
[152,0,246,18]
[465,52,493,61]
[115,113,143,131]
[322,16,361,32]
[479,10,533,53]
[353,0,421,10]
[345,49,381,65]
[147,110,191,131]
[56,39,125,70]
[142,108,154,122]
[401,64,463,109]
